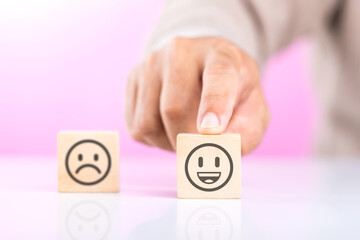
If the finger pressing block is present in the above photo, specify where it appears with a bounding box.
[177,134,241,198]
[58,131,119,192]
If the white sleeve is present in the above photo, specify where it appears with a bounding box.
[145,0,339,65]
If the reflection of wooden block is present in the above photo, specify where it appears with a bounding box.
[58,194,120,239]
[177,199,242,238]
[58,131,119,192]
[177,134,241,199]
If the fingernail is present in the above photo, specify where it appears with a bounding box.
[200,112,220,129]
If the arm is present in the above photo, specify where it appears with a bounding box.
[147,0,339,64]
[126,0,339,154]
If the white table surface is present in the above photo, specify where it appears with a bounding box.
[0,156,359,239]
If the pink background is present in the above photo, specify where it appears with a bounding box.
[0,0,316,158]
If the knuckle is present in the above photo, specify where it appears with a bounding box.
[211,39,245,67]
[168,37,188,50]
[214,39,242,57]
[166,37,190,62]
[203,91,231,102]
[205,62,237,78]
[134,116,158,137]
[129,128,143,142]
[213,38,235,48]
[143,52,160,73]
[161,102,187,119]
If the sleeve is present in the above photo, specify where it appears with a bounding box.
[145,0,340,65]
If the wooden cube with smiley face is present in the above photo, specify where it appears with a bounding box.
[58,131,119,192]
[177,134,241,198]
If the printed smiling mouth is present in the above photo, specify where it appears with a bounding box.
[197,172,221,184]
[76,164,101,174]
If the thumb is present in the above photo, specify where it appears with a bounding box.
[197,56,239,134]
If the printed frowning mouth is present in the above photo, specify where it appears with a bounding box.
[197,172,221,184]
[76,164,101,174]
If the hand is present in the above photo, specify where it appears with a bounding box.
[125,37,270,155]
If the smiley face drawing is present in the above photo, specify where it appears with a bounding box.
[185,143,233,192]
[65,140,111,185]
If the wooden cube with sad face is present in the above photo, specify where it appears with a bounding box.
[58,131,119,192]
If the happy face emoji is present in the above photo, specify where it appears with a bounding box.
[185,143,233,192]
[65,140,111,185]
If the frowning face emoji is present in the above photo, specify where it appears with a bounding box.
[65,140,111,185]
[185,143,233,192]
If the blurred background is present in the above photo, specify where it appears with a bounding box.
[0,0,317,158]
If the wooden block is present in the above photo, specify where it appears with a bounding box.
[177,134,241,198]
[58,131,119,192]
